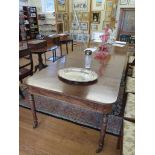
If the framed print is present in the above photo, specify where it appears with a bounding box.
[69,12,73,22]
[120,0,128,5]
[80,22,88,30]
[92,0,105,11]
[63,21,68,31]
[77,13,83,21]
[91,12,101,24]
[129,0,135,5]
[105,11,112,21]
[57,13,63,21]
[57,22,64,33]
[72,33,78,40]
[106,0,113,11]
[72,22,79,30]
[91,24,98,31]
[63,13,68,21]
[57,0,66,12]
[73,0,88,12]
[82,12,89,21]
[77,34,89,42]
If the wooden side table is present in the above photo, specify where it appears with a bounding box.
[28,40,48,72]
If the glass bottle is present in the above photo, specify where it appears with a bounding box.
[84,50,92,69]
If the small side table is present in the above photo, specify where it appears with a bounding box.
[47,46,62,62]
[59,39,73,55]
[28,40,48,72]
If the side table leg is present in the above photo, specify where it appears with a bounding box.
[28,93,38,128]
[96,114,108,153]
[66,43,68,54]
[72,40,73,51]
[60,45,62,56]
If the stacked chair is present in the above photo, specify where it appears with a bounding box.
[118,55,135,155]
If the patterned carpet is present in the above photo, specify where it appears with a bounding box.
[20,83,125,136]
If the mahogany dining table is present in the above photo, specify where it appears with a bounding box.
[26,45,128,153]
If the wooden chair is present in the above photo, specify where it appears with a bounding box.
[28,40,47,72]
[117,93,135,153]
[121,120,135,155]
[19,48,33,98]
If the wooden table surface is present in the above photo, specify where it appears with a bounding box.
[26,45,128,153]
[26,45,127,105]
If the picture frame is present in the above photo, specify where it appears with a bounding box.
[80,22,88,30]
[128,0,135,5]
[57,0,66,12]
[106,0,113,11]
[77,33,89,42]
[104,11,112,21]
[120,0,128,5]
[57,22,64,33]
[91,24,98,31]
[92,0,105,11]
[63,21,68,32]
[77,13,83,21]
[71,33,78,40]
[82,12,89,21]
[71,22,79,30]
[91,12,101,24]
[73,0,88,12]
[63,13,68,21]
[57,13,63,21]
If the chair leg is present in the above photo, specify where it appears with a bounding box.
[44,53,47,65]
[19,87,25,99]
[71,40,73,51]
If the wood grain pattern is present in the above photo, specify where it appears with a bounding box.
[20,108,120,155]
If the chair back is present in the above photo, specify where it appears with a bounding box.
[19,48,33,81]
[119,34,131,43]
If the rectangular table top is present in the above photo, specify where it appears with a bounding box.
[26,45,127,105]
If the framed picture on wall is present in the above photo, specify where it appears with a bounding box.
[91,12,101,24]
[57,13,63,21]
[120,0,128,5]
[57,0,66,12]
[72,33,78,40]
[82,12,89,21]
[80,22,88,30]
[73,0,88,11]
[106,0,113,11]
[57,22,64,33]
[77,13,83,21]
[105,11,112,21]
[72,22,79,30]
[128,0,135,5]
[92,0,105,11]
[91,24,98,31]
[63,21,68,31]
[63,13,68,21]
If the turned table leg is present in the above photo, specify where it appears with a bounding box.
[96,114,108,153]
[28,93,38,128]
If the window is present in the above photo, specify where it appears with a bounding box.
[41,0,55,13]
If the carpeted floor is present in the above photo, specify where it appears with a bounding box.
[20,81,125,136]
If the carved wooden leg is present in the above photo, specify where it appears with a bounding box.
[96,114,108,153]
[28,93,38,128]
